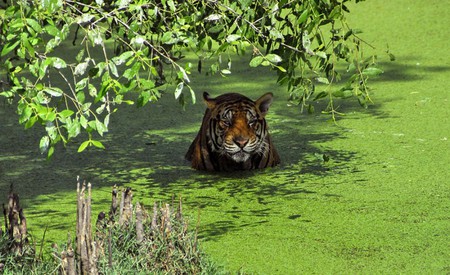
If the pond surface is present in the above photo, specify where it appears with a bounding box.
[1,0,449,273]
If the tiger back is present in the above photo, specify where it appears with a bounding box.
[185,92,280,171]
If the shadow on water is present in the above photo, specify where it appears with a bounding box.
[374,58,450,82]
[0,87,353,240]
[0,54,438,241]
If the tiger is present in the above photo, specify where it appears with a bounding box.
[185,92,280,171]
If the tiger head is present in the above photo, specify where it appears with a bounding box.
[186,92,280,171]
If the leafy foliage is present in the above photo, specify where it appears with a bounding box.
[0,0,386,156]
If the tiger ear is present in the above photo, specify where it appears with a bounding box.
[255,92,274,116]
[203,92,216,109]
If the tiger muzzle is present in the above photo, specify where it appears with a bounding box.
[233,137,249,148]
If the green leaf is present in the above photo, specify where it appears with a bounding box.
[302,31,314,55]
[226,34,241,43]
[95,119,107,136]
[362,67,384,76]
[59,109,74,118]
[275,65,287,72]
[75,78,88,92]
[78,140,91,152]
[96,104,105,114]
[74,62,88,76]
[47,146,55,159]
[25,116,38,129]
[42,0,62,13]
[298,9,309,25]
[346,62,356,73]
[88,84,97,97]
[189,86,196,104]
[265,54,283,63]
[45,24,60,37]
[43,110,57,122]
[161,31,177,44]
[40,136,50,154]
[179,67,190,83]
[46,57,67,69]
[0,91,14,99]
[77,13,94,24]
[81,103,92,113]
[45,38,61,53]
[137,90,151,107]
[316,51,327,59]
[95,81,110,103]
[109,61,119,77]
[313,91,328,101]
[53,58,67,69]
[76,49,85,62]
[91,140,105,149]
[9,19,24,30]
[77,91,86,104]
[316,77,330,84]
[344,29,353,40]
[249,56,264,67]
[204,14,222,21]
[45,122,58,140]
[67,119,81,139]
[124,62,141,80]
[269,28,283,40]
[1,40,20,57]
[104,113,110,128]
[140,79,156,89]
[79,115,88,129]
[167,0,176,12]
[333,89,353,98]
[113,51,134,65]
[43,87,63,97]
[208,25,224,34]
[19,105,33,124]
[27,21,42,38]
[175,82,184,99]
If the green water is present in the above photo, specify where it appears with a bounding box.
[1,0,449,273]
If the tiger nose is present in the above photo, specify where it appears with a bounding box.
[234,137,249,148]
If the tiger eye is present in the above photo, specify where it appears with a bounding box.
[219,120,230,128]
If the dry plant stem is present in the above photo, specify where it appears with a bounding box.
[110,185,118,221]
[76,179,99,274]
[76,177,82,272]
[108,226,112,269]
[119,190,124,225]
[151,202,158,231]
[176,196,182,221]
[136,202,144,243]
[66,245,76,275]
[6,186,28,255]
[119,188,133,226]
[77,181,88,274]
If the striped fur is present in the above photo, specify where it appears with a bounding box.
[185,92,280,171]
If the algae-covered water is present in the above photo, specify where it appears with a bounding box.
[1,0,449,273]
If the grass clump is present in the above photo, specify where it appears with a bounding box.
[96,201,220,274]
[1,183,221,274]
